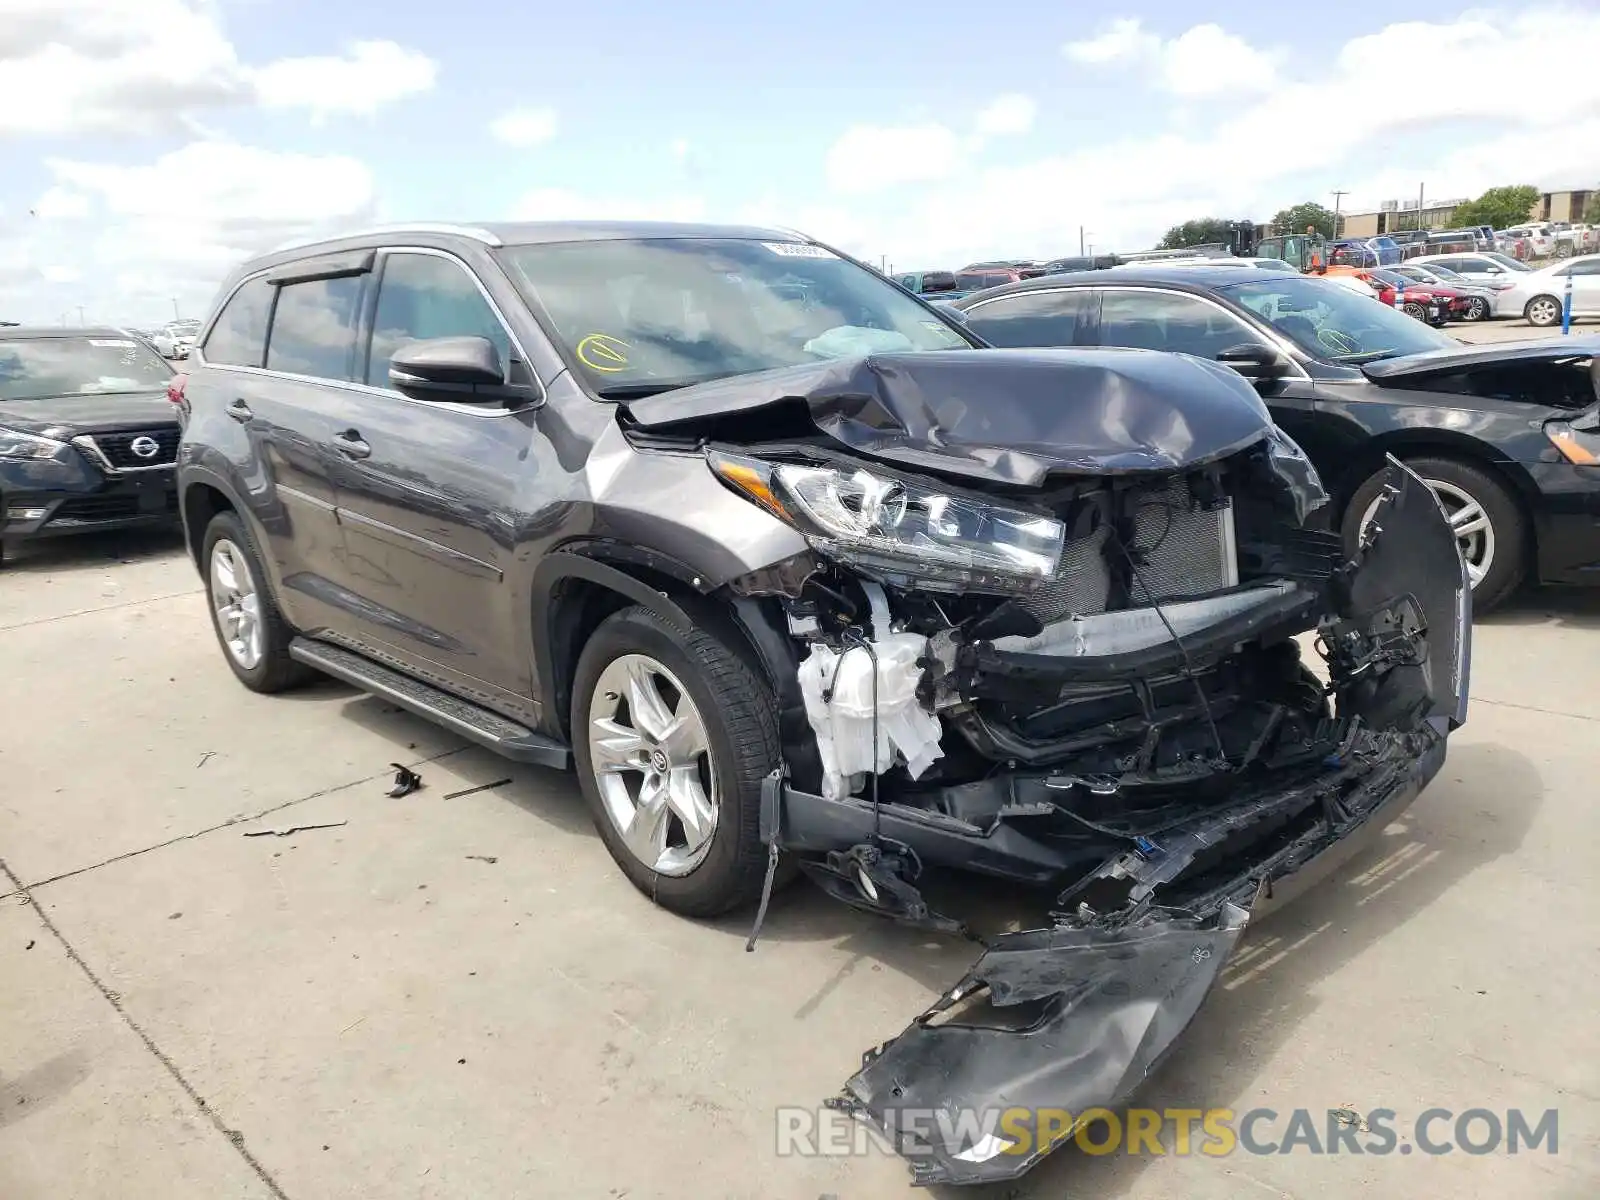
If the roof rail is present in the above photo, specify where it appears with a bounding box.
[265,223,504,255]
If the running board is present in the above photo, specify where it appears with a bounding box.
[289,637,571,770]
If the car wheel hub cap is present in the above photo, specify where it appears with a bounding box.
[588,653,718,877]
[209,538,263,669]
[1360,477,1495,588]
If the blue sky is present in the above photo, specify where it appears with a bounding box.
[2,1,1597,323]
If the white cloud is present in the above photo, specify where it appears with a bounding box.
[509,188,708,223]
[489,106,559,148]
[249,41,437,121]
[1,141,378,325]
[1063,18,1158,64]
[0,1,434,135]
[973,93,1037,138]
[825,123,965,194]
[670,138,692,161]
[1063,18,1277,96]
[833,9,1600,271]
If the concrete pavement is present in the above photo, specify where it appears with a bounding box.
[3,524,1598,1200]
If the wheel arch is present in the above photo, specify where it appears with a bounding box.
[529,545,805,758]
[179,475,240,572]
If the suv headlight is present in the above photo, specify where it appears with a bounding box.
[0,427,69,462]
[709,450,1065,593]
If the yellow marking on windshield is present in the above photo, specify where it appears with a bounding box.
[576,333,631,373]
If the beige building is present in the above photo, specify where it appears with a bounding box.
[1271,186,1597,239]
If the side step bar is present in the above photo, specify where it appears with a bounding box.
[289,637,571,770]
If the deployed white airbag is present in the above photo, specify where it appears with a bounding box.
[797,634,945,801]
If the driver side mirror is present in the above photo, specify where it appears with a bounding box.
[1216,343,1291,384]
[388,336,542,407]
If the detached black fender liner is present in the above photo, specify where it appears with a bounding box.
[827,731,1447,1187]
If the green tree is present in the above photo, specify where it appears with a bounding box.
[1585,194,1600,225]
[1157,218,1233,249]
[1452,185,1540,230]
[1271,202,1337,238]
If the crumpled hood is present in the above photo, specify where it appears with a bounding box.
[622,348,1277,486]
[0,391,175,440]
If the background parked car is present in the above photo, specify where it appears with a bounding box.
[1501,224,1556,258]
[1330,236,1403,267]
[1391,262,1498,320]
[151,319,201,359]
[950,266,1600,609]
[1413,251,1532,290]
[894,270,960,296]
[1494,254,1600,326]
[1324,266,1454,323]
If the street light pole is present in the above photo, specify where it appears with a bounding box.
[172,297,181,320]
[1330,190,1348,238]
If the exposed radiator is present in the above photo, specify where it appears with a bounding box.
[1021,476,1238,623]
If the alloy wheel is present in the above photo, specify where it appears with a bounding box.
[209,538,264,669]
[1468,297,1490,321]
[588,653,718,876]
[1527,297,1561,326]
[1360,477,1494,588]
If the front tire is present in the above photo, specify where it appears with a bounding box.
[1466,296,1491,321]
[571,604,780,917]
[1525,295,1562,327]
[201,511,314,692]
[1403,301,1428,321]
[1343,456,1526,613]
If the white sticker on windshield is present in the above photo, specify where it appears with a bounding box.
[89,339,135,347]
[761,242,837,259]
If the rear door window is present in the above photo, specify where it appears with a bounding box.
[1096,289,1268,357]
[364,252,513,388]
[264,276,364,381]
[202,277,273,367]
[962,289,1094,348]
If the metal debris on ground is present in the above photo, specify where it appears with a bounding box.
[1331,1106,1370,1132]
[443,778,513,800]
[466,855,499,864]
[243,821,348,838]
[387,763,423,797]
[196,751,215,768]
[25,940,34,950]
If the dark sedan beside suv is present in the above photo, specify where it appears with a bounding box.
[953,266,1600,611]
[175,221,1467,1187]
[0,326,181,564]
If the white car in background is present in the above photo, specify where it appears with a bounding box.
[1493,254,1600,326]
[151,319,200,359]
[1413,251,1531,290]
[1500,224,1556,258]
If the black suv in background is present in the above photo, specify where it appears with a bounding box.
[0,326,180,563]
[175,220,1466,1187]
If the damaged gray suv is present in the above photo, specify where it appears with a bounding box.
[175,221,1469,1186]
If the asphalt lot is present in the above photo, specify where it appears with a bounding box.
[3,323,1599,1200]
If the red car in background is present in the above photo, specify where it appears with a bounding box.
[1326,266,1461,324]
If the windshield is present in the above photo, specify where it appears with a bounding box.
[498,238,973,395]
[0,335,174,402]
[1221,275,1457,364]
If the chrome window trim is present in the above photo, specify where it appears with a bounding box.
[964,284,1313,378]
[194,245,542,420]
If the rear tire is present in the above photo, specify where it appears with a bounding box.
[571,604,781,917]
[1525,295,1562,327]
[201,510,315,692]
[1342,456,1526,614]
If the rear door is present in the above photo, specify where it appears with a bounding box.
[326,247,547,706]
[191,271,354,635]
[1558,259,1600,314]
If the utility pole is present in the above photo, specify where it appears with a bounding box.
[1330,190,1348,238]
[1417,182,1425,231]
[1079,226,1086,256]
[171,297,181,320]
[76,305,86,324]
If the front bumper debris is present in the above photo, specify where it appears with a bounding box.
[823,730,1444,1186]
[758,457,1470,1186]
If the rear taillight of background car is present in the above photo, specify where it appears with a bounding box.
[167,372,190,421]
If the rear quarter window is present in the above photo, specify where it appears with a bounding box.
[202,277,273,367]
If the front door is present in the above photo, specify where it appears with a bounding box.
[327,248,548,712]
